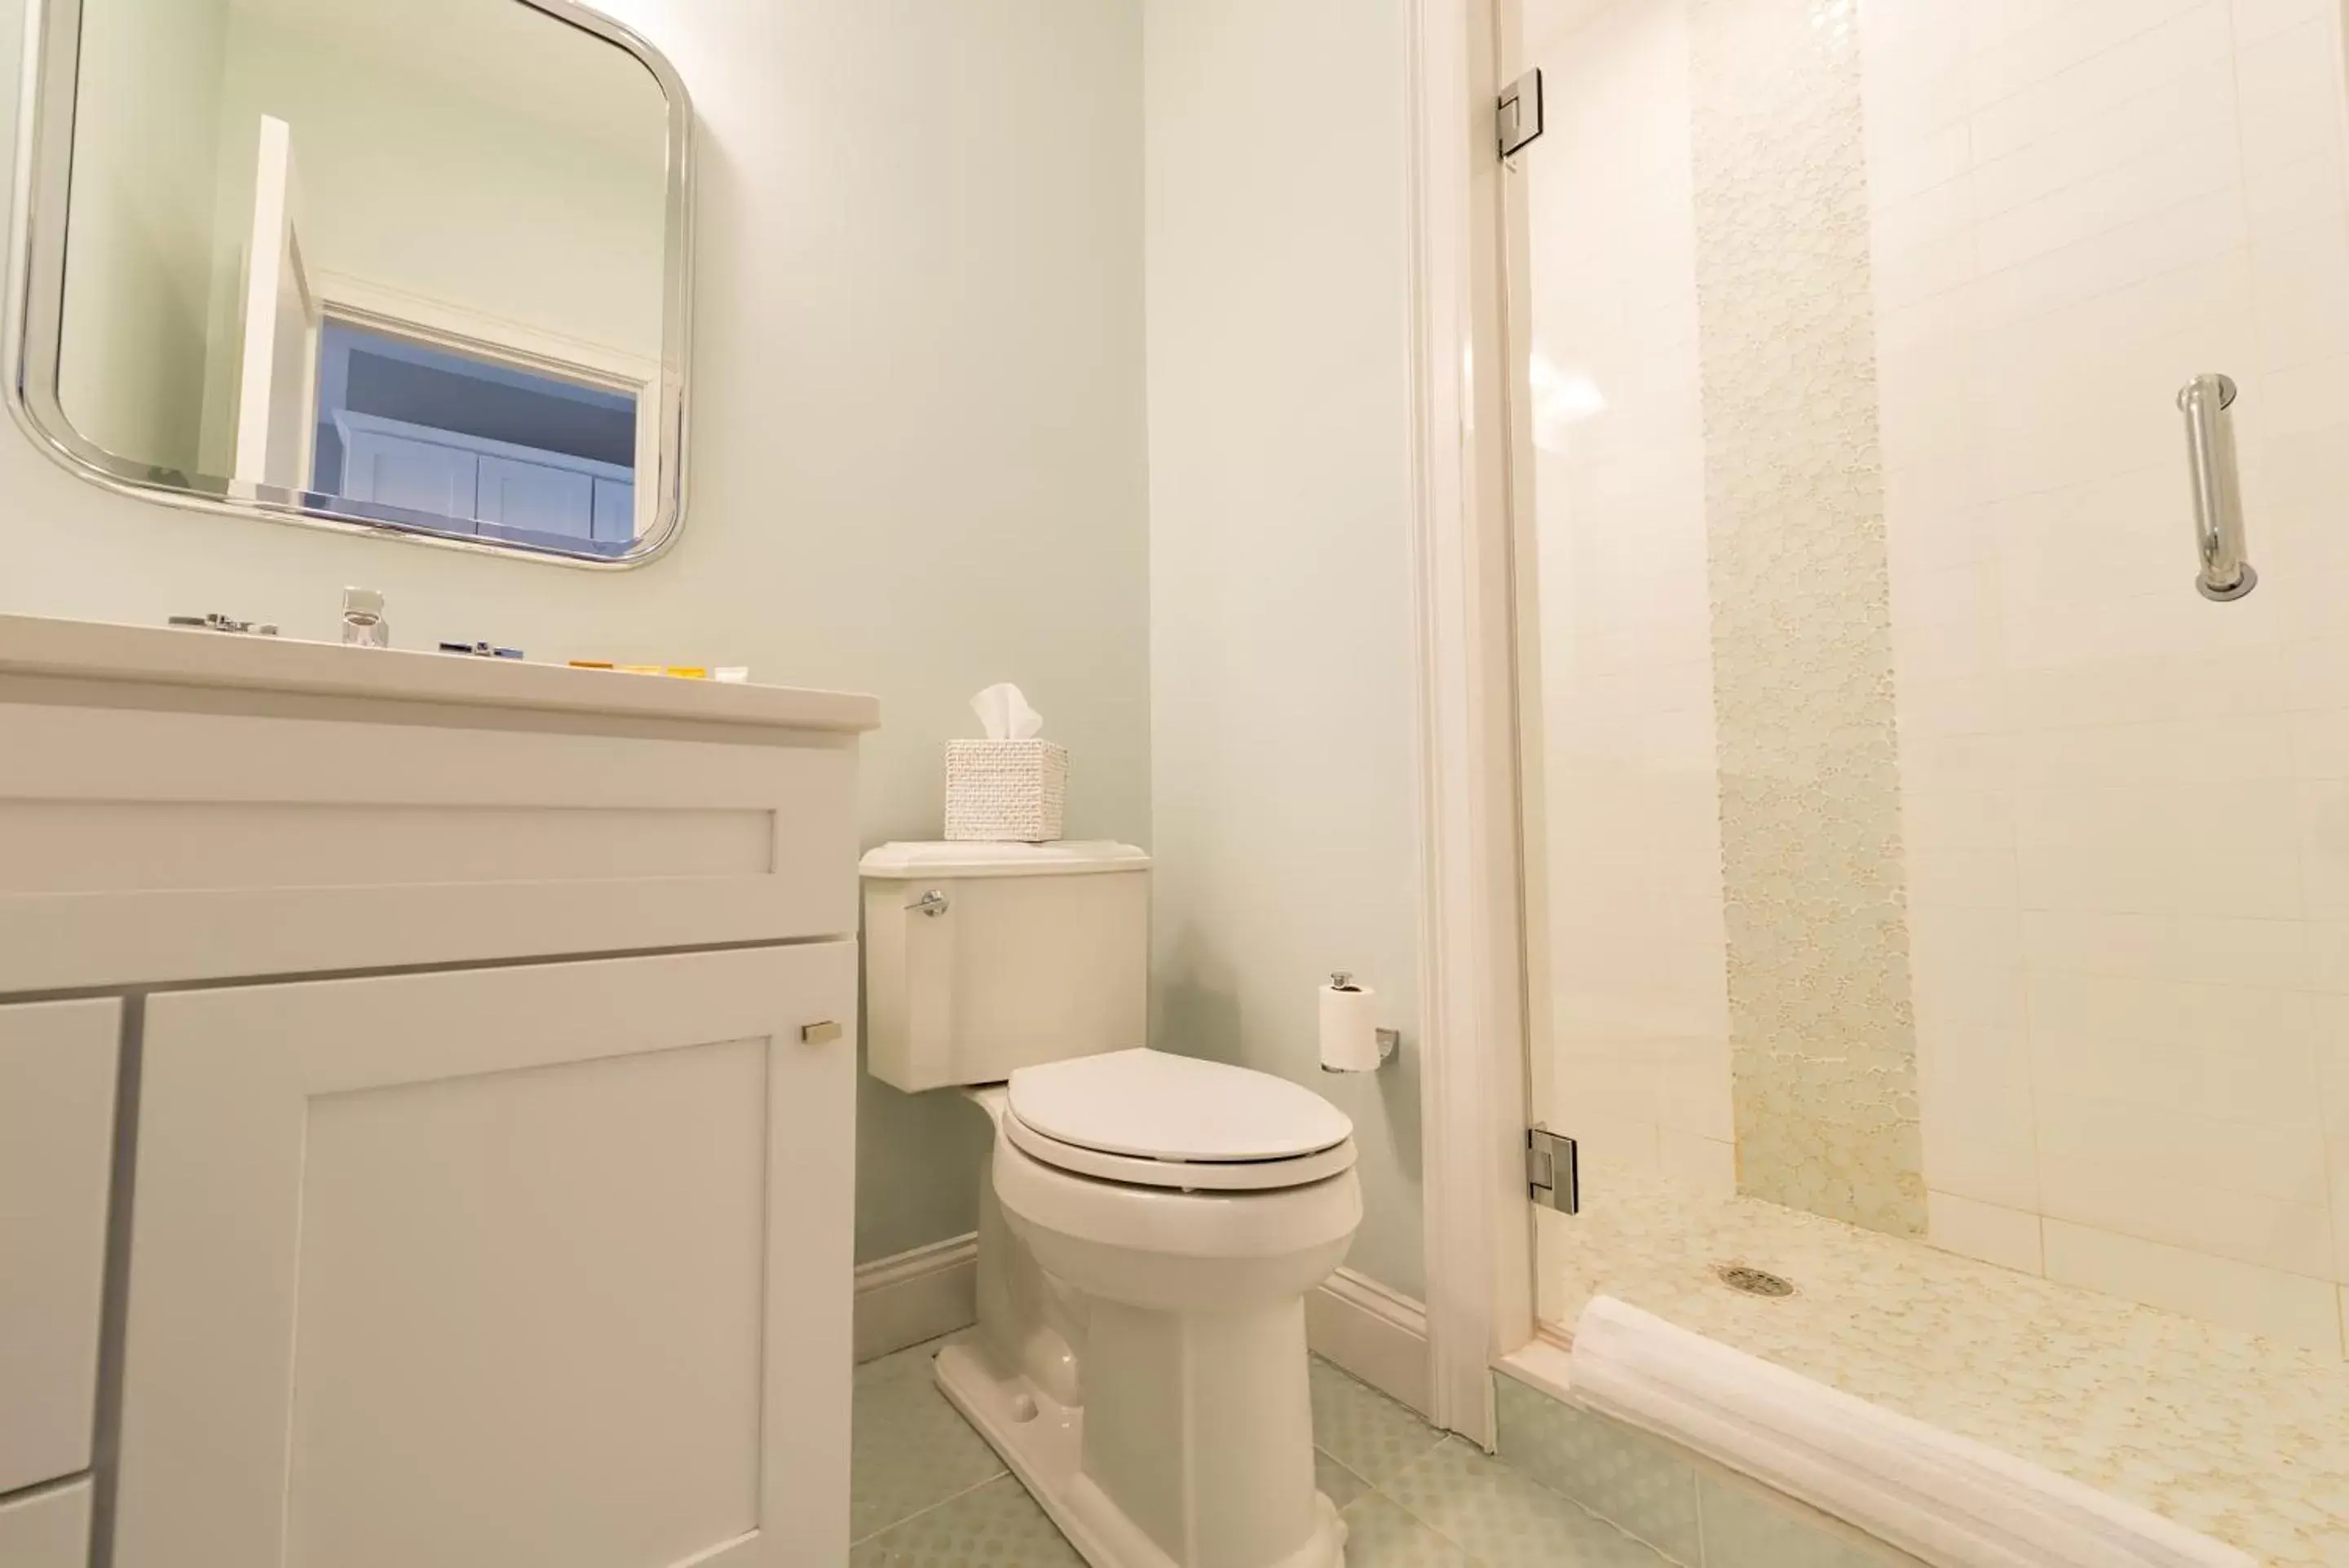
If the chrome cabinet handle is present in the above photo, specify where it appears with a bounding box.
[2178,373,2256,601]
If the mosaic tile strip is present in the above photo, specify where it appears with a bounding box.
[1687,0,1923,1235]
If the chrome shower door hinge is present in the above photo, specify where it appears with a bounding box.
[1527,1126,1579,1214]
[1499,68,1544,159]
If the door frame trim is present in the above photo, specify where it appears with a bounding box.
[1402,0,1537,1447]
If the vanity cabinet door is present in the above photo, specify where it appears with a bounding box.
[0,998,118,1495]
[0,1479,93,1568]
[115,944,857,1568]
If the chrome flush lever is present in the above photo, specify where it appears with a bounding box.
[908,889,950,917]
[2178,373,2256,601]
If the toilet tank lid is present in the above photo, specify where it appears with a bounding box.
[859,840,1151,878]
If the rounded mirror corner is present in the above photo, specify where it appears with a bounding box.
[3,0,695,571]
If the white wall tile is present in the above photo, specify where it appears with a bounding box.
[2320,1009,2349,1139]
[1967,5,2228,165]
[1906,846,2022,910]
[1875,0,2349,1347]
[1564,1111,1663,1184]
[2038,1144,2336,1279]
[1553,1046,1662,1124]
[1659,1131,1737,1199]
[2231,0,2335,48]
[2042,1219,2343,1354]
[2244,150,2347,242]
[1921,1124,2040,1211]
[1655,1038,1734,1143]
[2034,1088,2327,1205]
[1927,1190,2046,1274]
[2016,843,2303,920]
[1531,0,2349,1351]
[1527,0,1721,1199]
[2236,36,2349,175]
[2336,1145,2349,1283]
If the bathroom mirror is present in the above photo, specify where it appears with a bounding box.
[5,0,691,566]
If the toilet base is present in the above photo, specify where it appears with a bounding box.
[934,1332,1349,1568]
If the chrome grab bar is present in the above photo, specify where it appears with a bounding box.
[2178,373,2256,601]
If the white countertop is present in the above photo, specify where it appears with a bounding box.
[0,613,881,732]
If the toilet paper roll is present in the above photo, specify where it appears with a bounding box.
[1319,982,1382,1073]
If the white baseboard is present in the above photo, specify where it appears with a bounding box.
[854,1233,978,1363]
[1307,1268,1432,1416]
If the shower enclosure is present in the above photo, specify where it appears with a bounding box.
[1495,0,2349,1559]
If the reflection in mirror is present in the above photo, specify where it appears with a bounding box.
[12,0,689,563]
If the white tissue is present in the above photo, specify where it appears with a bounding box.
[971,682,1044,740]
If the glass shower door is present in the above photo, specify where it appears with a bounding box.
[1503,0,2349,1557]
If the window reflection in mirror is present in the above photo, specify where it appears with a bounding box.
[31,0,683,563]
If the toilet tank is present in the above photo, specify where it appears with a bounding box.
[860,841,1150,1093]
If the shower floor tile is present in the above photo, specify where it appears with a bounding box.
[850,1340,1671,1566]
[1542,1178,2349,1567]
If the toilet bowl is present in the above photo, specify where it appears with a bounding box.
[937,1050,1361,1568]
[859,844,1364,1568]
[995,1142,1359,1568]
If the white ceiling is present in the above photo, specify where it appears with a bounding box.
[226,0,670,161]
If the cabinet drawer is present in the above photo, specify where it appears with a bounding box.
[0,1478,92,1568]
[117,943,856,1568]
[0,999,118,1494]
[0,699,859,991]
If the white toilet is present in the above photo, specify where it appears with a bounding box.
[862,841,1362,1568]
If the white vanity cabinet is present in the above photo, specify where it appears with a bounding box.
[0,1000,119,1495]
[0,615,879,1568]
[0,1480,93,1568]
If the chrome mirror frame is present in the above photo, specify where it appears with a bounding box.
[2,0,694,569]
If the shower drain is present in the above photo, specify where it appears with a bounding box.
[1714,1264,1797,1299]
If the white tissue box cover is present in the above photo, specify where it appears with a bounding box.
[945,739,1067,842]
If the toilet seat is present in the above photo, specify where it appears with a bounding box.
[1004,1049,1356,1193]
[1002,1111,1358,1190]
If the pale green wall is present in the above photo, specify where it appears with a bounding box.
[0,0,1151,1267]
[10,0,1431,1297]
[56,0,232,475]
[1141,0,1427,1297]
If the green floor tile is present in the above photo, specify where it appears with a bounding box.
[850,1340,1009,1543]
[850,1474,1083,1567]
[1309,1356,1447,1486]
[1382,1438,1677,1567]
[1340,1492,1481,1568]
[1317,1448,1375,1511]
[1696,1472,1923,1568]
[1493,1375,1702,1562]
